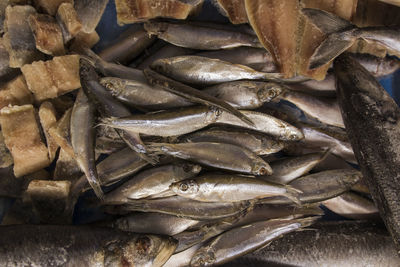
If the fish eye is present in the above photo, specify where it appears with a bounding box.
[258,167,268,175]
[288,134,297,140]
[179,183,189,192]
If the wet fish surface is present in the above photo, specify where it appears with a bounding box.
[0,225,177,267]
[225,221,400,267]
[335,53,400,250]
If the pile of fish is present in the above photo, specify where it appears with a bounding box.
[0,0,399,266]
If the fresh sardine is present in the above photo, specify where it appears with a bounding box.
[70,89,103,199]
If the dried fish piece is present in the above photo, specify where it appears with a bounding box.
[71,89,103,199]
[48,108,74,157]
[115,0,203,25]
[0,131,12,169]
[181,127,285,155]
[28,13,65,56]
[0,38,19,83]
[56,2,82,43]
[322,191,380,220]
[70,30,99,49]
[144,21,260,50]
[0,105,50,177]
[148,142,271,175]
[99,25,156,64]
[213,0,247,24]
[196,47,277,73]
[38,101,59,162]
[104,163,201,204]
[378,0,400,6]
[25,179,72,224]
[0,75,33,110]
[0,225,177,267]
[33,0,73,15]
[21,55,80,101]
[112,196,252,220]
[190,217,318,266]
[74,0,108,33]
[3,5,44,68]
[170,174,300,203]
[150,56,281,85]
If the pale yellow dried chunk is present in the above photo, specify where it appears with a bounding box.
[69,30,100,51]
[33,0,73,15]
[0,75,34,109]
[28,13,65,56]
[39,101,59,162]
[57,2,82,39]
[115,0,203,24]
[0,104,50,177]
[21,55,80,101]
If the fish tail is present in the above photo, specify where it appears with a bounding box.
[296,215,322,228]
[284,185,303,205]
[296,203,324,216]
[146,142,173,156]
[87,175,105,200]
[119,130,159,165]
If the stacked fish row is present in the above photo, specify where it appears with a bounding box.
[0,0,399,266]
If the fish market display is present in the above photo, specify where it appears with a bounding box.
[0,1,399,266]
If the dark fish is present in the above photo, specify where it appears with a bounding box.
[303,8,400,69]
[335,53,400,250]
[225,221,399,267]
[144,21,261,50]
[99,25,156,64]
[0,225,177,267]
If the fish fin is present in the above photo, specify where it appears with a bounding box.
[302,8,354,34]
[285,185,303,205]
[309,32,357,69]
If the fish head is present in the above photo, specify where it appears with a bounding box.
[252,159,273,176]
[100,77,126,96]
[340,170,362,188]
[257,83,286,103]
[190,249,216,267]
[261,138,285,152]
[150,59,171,76]
[283,127,305,141]
[104,234,177,267]
[170,179,200,196]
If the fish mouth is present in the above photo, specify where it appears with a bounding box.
[151,236,178,267]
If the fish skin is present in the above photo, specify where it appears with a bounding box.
[103,163,202,204]
[263,151,328,184]
[74,0,108,33]
[225,221,400,267]
[109,196,253,220]
[334,53,400,251]
[260,169,362,205]
[281,90,344,128]
[190,216,318,267]
[144,68,255,126]
[144,21,261,50]
[0,225,177,267]
[350,53,400,77]
[170,174,301,203]
[100,76,193,110]
[147,142,271,175]
[70,89,103,199]
[112,212,200,236]
[181,126,285,155]
[216,110,304,141]
[303,8,400,69]
[149,56,281,85]
[80,58,156,164]
[99,26,156,64]
[203,81,285,109]
[322,191,380,220]
[196,47,277,73]
[101,106,222,137]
